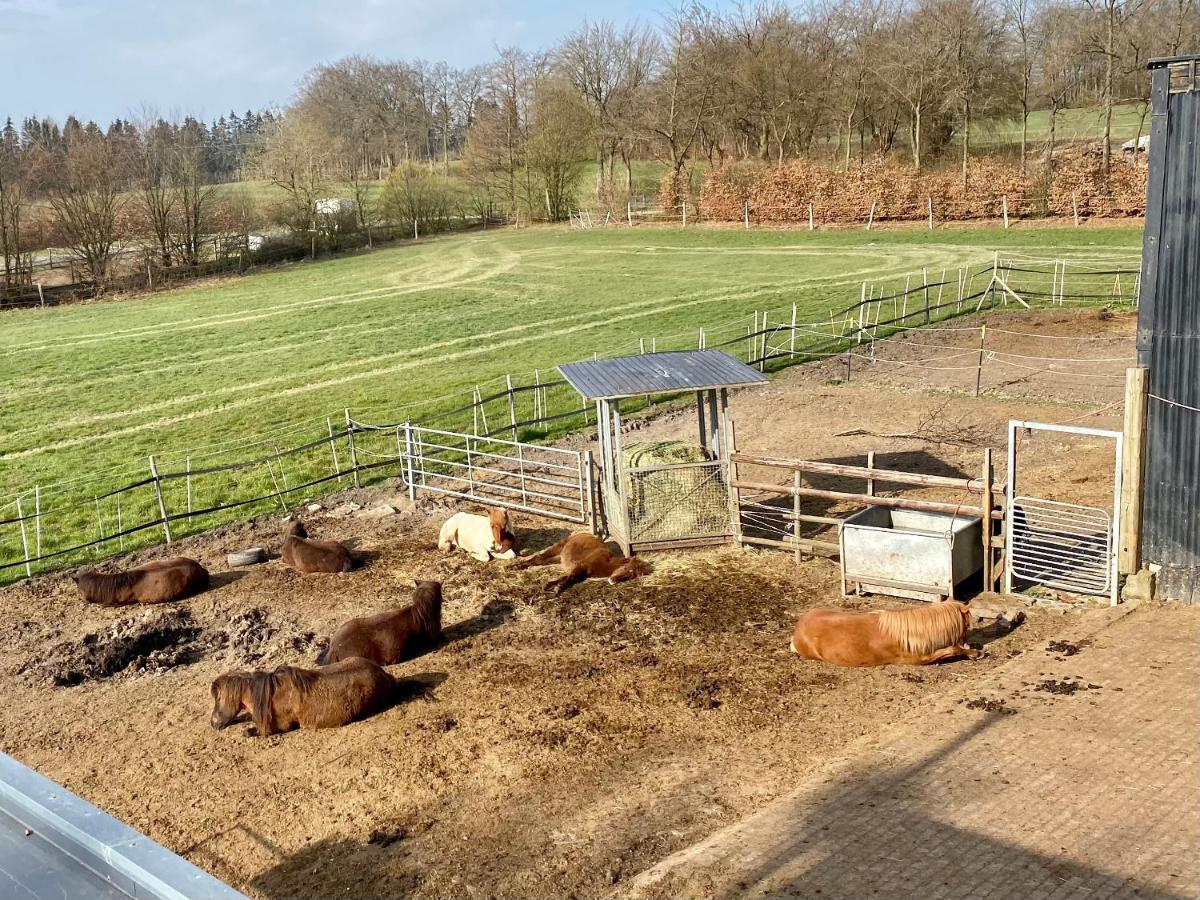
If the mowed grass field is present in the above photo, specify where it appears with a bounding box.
[0,223,1142,573]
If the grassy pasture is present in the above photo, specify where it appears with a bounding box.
[0,223,1142,574]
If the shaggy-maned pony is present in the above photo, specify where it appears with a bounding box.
[317,579,444,666]
[209,657,395,736]
[438,508,515,562]
[511,532,650,594]
[281,520,353,574]
[73,557,209,606]
[789,601,980,667]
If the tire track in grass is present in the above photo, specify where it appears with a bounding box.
[3,277,807,461]
[3,246,991,396]
[2,239,519,354]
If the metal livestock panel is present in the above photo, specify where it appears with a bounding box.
[1136,57,1200,603]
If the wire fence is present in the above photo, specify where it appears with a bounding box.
[0,252,1141,583]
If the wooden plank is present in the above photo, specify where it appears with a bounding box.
[732,453,1000,493]
[739,534,839,554]
[982,448,995,590]
[1119,366,1149,574]
[732,478,1005,520]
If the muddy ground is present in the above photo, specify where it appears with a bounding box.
[0,307,1133,899]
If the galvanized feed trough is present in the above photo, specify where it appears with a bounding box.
[840,507,983,602]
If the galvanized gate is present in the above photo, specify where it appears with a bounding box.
[401,425,591,525]
[1005,421,1123,605]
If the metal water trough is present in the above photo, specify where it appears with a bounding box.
[840,507,983,602]
[0,751,246,899]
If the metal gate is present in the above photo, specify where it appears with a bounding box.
[1005,421,1123,605]
[401,425,591,525]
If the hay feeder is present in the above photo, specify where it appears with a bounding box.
[558,350,767,553]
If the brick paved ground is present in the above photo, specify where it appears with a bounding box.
[622,604,1200,900]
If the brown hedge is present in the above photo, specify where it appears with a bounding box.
[695,155,1147,223]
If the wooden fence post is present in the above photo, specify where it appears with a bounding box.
[37,283,45,308]
[790,303,797,357]
[148,456,172,545]
[345,409,360,488]
[1072,193,1080,226]
[727,418,743,547]
[866,201,876,230]
[808,202,814,231]
[327,417,342,481]
[927,197,933,230]
[1119,366,1149,575]
[743,202,750,229]
[975,325,987,397]
[866,451,875,497]
[15,498,31,577]
[414,219,419,240]
[116,492,124,550]
[94,498,105,554]
[34,485,41,559]
[793,469,803,564]
[1002,195,1010,229]
[982,449,995,591]
[403,423,417,502]
[627,202,633,227]
[506,375,518,441]
[681,203,687,226]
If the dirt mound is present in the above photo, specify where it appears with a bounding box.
[208,606,319,665]
[20,608,205,687]
[17,605,319,687]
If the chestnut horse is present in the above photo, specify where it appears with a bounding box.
[73,557,209,606]
[210,657,395,736]
[512,532,650,594]
[281,520,353,573]
[790,601,980,667]
[438,508,515,561]
[317,579,444,666]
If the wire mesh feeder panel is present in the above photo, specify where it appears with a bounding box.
[622,442,730,543]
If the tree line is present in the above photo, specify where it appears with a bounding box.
[3,0,1196,294]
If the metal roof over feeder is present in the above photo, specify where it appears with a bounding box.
[560,350,766,555]
[558,350,767,401]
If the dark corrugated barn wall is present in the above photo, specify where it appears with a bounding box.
[1136,57,1200,603]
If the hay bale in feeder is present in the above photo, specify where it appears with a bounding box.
[622,441,728,541]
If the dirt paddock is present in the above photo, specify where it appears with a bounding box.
[0,308,1134,899]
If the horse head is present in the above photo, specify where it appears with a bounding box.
[285,519,308,539]
[210,672,252,729]
[609,556,652,584]
[488,508,511,551]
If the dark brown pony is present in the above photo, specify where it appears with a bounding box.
[73,557,209,606]
[317,580,443,666]
[209,657,395,736]
[511,532,651,594]
[790,601,980,667]
[281,520,353,574]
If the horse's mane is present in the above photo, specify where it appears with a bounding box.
[77,570,137,604]
[249,666,320,734]
[409,582,443,637]
[875,602,966,656]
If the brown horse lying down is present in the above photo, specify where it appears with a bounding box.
[281,520,353,573]
[210,657,395,736]
[790,601,981,667]
[317,579,443,666]
[512,532,651,594]
[73,557,209,606]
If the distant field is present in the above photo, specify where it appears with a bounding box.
[0,223,1142,573]
[975,102,1149,147]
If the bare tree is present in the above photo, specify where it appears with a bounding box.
[35,126,127,291]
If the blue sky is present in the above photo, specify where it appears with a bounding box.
[0,0,682,125]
